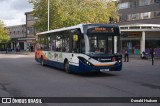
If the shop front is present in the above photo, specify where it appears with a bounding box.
[11,38,26,52]
[18,38,35,51]
[121,32,141,55]
[120,24,160,57]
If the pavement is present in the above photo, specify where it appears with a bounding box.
[0,51,34,55]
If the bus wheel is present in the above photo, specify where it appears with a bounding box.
[41,57,45,66]
[64,60,70,73]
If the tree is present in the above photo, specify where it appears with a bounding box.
[29,0,118,32]
[0,20,10,43]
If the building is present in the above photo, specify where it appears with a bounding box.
[25,11,38,51]
[6,24,27,51]
[117,0,160,57]
[118,0,160,25]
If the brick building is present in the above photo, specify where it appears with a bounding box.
[25,11,38,51]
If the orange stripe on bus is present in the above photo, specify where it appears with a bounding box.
[36,51,49,60]
[94,63,114,67]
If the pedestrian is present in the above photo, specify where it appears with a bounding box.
[141,51,148,59]
[150,48,155,65]
[124,48,129,62]
[6,45,8,54]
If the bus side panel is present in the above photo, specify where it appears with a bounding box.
[45,60,64,69]
[35,51,122,73]
[69,61,96,73]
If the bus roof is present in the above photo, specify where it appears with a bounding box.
[36,23,119,36]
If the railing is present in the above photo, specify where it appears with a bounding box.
[145,48,160,57]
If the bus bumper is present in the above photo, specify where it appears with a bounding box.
[70,61,122,73]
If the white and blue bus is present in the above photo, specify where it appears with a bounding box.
[35,24,122,73]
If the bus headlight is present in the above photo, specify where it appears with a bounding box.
[78,57,93,66]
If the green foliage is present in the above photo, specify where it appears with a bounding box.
[29,0,118,32]
[0,20,10,43]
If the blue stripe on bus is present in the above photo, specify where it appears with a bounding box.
[35,58,64,69]
[70,61,122,73]
[35,58,122,73]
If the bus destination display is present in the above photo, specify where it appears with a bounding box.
[87,27,115,34]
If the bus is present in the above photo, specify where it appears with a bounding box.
[35,24,122,73]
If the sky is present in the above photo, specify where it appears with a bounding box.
[0,0,33,26]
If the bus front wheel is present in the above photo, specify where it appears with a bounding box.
[64,60,70,73]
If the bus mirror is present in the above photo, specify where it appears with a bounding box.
[73,35,78,42]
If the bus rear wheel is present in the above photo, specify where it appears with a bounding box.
[64,60,70,73]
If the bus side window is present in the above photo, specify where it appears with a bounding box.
[64,38,69,52]
[72,37,79,53]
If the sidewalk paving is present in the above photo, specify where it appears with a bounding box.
[122,58,160,69]
[1,51,160,66]
[0,51,34,55]
[1,51,160,60]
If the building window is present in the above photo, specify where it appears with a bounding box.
[141,12,151,19]
[27,14,34,21]
[131,14,139,20]
[139,0,152,6]
[120,14,127,21]
[146,40,160,48]
[130,1,137,8]
[155,11,160,17]
[28,27,35,34]
[154,0,160,3]
[128,14,139,21]
[118,2,130,9]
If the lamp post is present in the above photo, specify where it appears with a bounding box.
[48,0,50,31]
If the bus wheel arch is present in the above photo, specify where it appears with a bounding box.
[64,59,70,73]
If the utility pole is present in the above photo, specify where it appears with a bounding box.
[48,0,50,31]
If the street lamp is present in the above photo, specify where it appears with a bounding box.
[47,0,50,31]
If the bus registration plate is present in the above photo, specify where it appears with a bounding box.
[100,69,109,72]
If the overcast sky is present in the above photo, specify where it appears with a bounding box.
[0,0,33,26]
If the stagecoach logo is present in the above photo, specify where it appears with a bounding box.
[98,58,111,62]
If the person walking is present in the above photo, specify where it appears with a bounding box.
[124,48,129,62]
[6,45,8,54]
[150,48,155,65]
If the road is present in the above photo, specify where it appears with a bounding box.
[0,54,160,106]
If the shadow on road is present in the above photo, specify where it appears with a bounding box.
[75,72,119,78]
[38,63,119,78]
